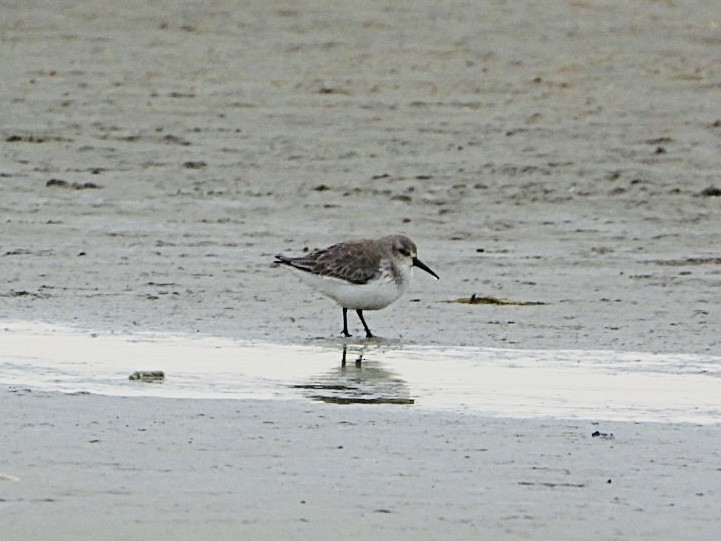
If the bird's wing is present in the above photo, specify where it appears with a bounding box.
[275,242,381,284]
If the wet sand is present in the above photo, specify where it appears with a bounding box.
[2,1,721,539]
[3,389,720,541]
[2,0,721,352]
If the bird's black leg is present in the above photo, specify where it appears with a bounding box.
[356,310,373,338]
[341,308,351,337]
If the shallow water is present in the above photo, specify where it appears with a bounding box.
[1,322,719,424]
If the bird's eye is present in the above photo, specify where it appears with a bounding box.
[398,246,411,257]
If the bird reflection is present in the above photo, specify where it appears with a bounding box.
[292,344,414,405]
[341,344,363,367]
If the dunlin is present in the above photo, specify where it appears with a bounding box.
[274,234,438,338]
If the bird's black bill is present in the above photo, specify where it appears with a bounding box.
[413,257,439,280]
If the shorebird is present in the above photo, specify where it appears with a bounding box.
[274,234,439,338]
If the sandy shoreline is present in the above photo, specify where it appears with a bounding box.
[2,0,721,353]
[3,1,721,538]
[2,389,720,541]
[2,324,720,540]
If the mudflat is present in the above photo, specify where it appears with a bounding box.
[2,389,720,541]
[2,0,720,351]
[2,1,720,539]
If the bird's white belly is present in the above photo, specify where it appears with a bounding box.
[289,268,411,310]
[326,279,405,310]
